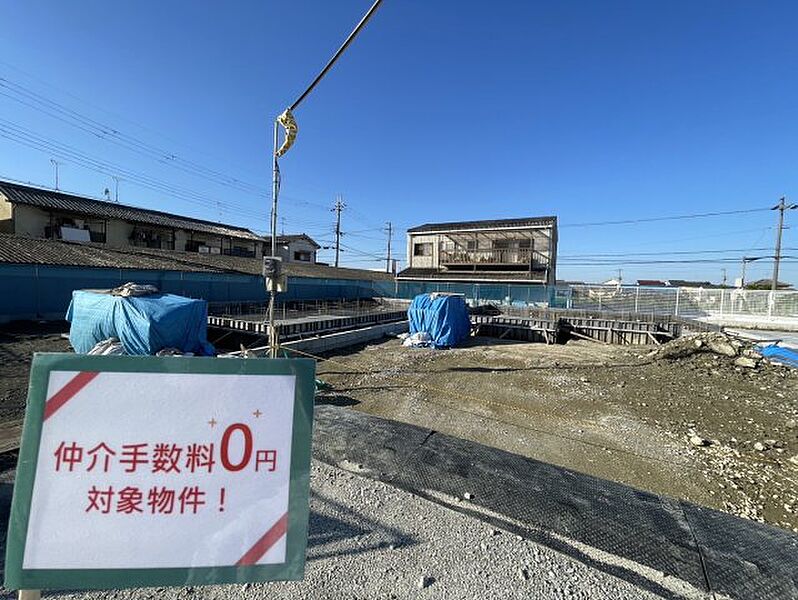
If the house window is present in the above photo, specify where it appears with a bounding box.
[185,240,205,253]
[294,250,312,262]
[413,242,432,257]
[492,239,510,249]
[467,240,477,250]
[519,238,532,249]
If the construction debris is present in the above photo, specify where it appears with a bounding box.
[87,337,126,355]
[650,332,753,362]
[110,282,159,297]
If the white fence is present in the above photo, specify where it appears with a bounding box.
[564,285,798,319]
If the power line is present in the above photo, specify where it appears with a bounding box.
[557,258,797,266]
[0,75,269,199]
[0,74,359,224]
[560,207,772,228]
[0,121,274,224]
[559,246,791,259]
[339,242,386,261]
[0,58,270,184]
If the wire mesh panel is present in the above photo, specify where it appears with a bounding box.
[394,281,554,306]
[568,285,797,319]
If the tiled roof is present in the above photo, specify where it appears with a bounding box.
[407,216,557,233]
[0,234,393,281]
[276,234,320,248]
[0,179,263,241]
[396,267,545,282]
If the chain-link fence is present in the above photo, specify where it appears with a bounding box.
[563,285,798,319]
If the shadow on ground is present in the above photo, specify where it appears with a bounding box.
[307,491,418,561]
[313,404,798,600]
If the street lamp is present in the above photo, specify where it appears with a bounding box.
[265,0,384,358]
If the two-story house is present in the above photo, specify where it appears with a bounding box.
[0,179,264,257]
[275,234,320,264]
[397,216,557,285]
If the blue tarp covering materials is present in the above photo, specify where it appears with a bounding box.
[407,293,471,348]
[757,344,798,368]
[66,290,215,356]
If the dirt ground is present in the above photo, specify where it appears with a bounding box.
[2,322,797,533]
[315,335,798,533]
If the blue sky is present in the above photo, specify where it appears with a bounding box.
[1,0,796,284]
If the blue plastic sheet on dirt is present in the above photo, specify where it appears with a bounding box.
[757,344,798,368]
[407,293,471,348]
[66,290,215,356]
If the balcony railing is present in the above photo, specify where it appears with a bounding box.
[440,247,548,268]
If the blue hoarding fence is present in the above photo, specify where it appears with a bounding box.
[0,263,560,323]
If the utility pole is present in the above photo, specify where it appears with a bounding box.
[50,159,61,190]
[385,221,392,273]
[721,268,727,287]
[264,0,383,358]
[333,196,345,268]
[771,196,797,294]
[280,217,286,236]
[112,176,120,203]
[617,268,623,286]
[740,257,747,288]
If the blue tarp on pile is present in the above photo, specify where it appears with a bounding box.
[757,344,798,368]
[66,290,215,356]
[407,293,471,348]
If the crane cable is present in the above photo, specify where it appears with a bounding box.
[274,0,384,158]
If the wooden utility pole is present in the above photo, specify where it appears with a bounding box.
[50,159,60,190]
[771,196,797,293]
[740,257,747,288]
[333,196,345,268]
[385,221,392,273]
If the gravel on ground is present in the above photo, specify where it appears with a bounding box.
[22,461,667,600]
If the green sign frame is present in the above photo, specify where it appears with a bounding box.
[4,353,315,591]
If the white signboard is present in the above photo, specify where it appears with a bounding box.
[5,354,315,591]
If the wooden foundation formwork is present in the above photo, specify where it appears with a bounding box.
[471,312,690,346]
[208,310,407,342]
[471,315,561,344]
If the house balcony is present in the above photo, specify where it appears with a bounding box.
[440,248,548,270]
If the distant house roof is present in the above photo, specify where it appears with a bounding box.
[407,216,557,233]
[637,279,667,287]
[0,179,262,241]
[745,278,793,290]
[0,234,394,281]
[396,267,544,282]
[666,279,715,288]
[276,234,321,249]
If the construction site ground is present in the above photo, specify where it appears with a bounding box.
[1,322,797,597]
[1,322,797,532]
[313,335,798,533]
